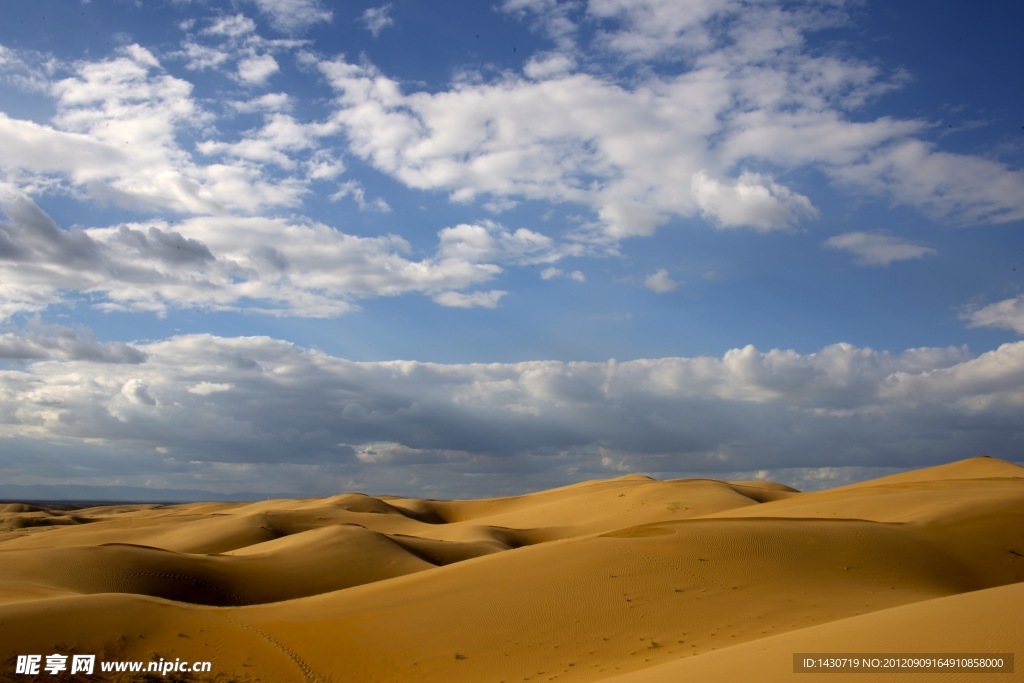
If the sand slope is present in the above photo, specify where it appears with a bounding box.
[0,455,1020,682]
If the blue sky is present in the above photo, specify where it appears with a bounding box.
[0,0,1022,498]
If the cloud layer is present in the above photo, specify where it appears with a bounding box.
[2,334,1021,495]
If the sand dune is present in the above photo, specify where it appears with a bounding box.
[0,455,1020,681]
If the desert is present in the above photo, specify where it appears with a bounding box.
[0,455,1020,682]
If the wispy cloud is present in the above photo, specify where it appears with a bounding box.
[361,5,395,38]
[963,296,1024,335]
[824,231,938,267]
[247,0,332,33]
[432,290,507,308]
[541,267,585,282]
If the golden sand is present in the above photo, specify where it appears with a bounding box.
[0,456,1021,681]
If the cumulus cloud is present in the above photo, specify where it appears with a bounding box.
[691,170,817,230]
[1,334,1016,495]
[236,54,279,85]
[644,268,679,293]
[311,2,1024,241]
[0,44,315,215]
[824,231,938,267]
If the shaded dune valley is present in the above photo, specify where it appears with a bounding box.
[0,456,1022,682]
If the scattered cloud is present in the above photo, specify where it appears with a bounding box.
[963,296,1024,335]
[0,43,339,215]
[247,0,332,33]
[361,5,395,38]
[330,180,391,212]
[236,54,279,85]
[203,14,258,39]
[824,231,938,267]
[541,267,585,282]
[0,44,55,93]
[644,268,679,293]
[231,92,292,113]
[310,2,1024,242]
[500,0,580,52]
[432,290,507,308]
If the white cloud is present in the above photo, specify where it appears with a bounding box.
[824,231,937,267]
[329,180,391,211]
[432,290,507,308]
[188,381,234,395]
[232,92,292,113]
[0,45,315,214]
[644,268,678,293]
[236,54,279,85]
[500,0,580,51]
[311,1,1024,241]
[247,0,332,33]
[831,139,1024,225]
[203,14,258,38]
[437,221,562,265]
[587,0,734,60]
[178,41,231,71]
[0,190,569,320]
[198,112,328,169]
[963,296,1024,335]
[362,5,395,38]
[691,170,817,231]
[2,334,1017,496]
[524,53,576,79]
[540,267,586,282]
[0,44,55,93]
